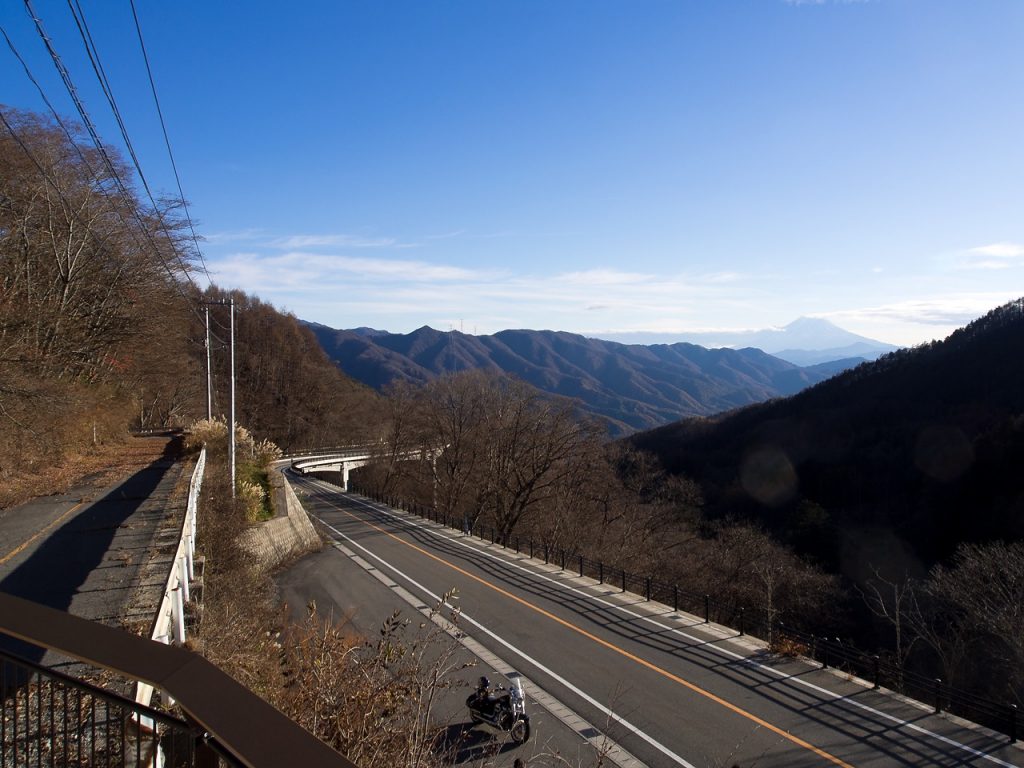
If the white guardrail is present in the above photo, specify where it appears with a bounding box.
[135,446,206,710]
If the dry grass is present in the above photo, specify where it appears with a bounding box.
[0,433,178,510]
[769,633,809,658]
[189,456,470,767]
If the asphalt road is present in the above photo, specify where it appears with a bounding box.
[0,435,186,666]
[288,474,1024,768]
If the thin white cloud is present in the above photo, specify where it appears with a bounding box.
[557,268,653,286]
[211,245,1017,348]
[702,271,746,284]
[822,293,1019,328]
[970,242,1024,258]
[203,228,266,244]
[424,230,466,241]
[270,234,409,249]
[955,242,1024,270]
[209,247,765,334]
[210,251,495,289]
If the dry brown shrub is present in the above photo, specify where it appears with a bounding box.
[192,453,465,767]
[770,634,809,658]
[275,603,466,768]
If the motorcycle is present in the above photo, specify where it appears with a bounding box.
[466,676,531,744]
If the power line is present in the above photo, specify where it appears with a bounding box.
[21,0,198,289]
[62,0,206,283]
[0,61,220,352]
[1,27,199,315]
[1,24,101,184]
[1,23,212,333]
[6,7,229,366]
[126,0,209,279]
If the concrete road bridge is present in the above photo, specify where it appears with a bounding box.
[286,445,435,491]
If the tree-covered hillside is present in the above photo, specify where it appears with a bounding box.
[631,298,1024,577]
[307,322,839,434]
[0,108,376,504]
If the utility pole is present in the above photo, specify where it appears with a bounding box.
[205,307,212,420]
[229,297,236,499]
[201,297,237,499]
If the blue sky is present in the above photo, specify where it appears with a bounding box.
[3,1,1022,346]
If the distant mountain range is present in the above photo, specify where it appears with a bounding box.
[631,297,1024,572]
[305,322,860,434]
[597,317,898,366]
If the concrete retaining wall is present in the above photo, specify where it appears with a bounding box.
[236,472,320,570]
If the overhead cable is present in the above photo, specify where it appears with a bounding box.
[126,0,209,278]
[62,0,204,283]
[21,0,197,289]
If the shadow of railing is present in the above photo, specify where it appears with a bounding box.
[347,480,1020,745]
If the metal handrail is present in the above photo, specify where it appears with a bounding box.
[1,645,200,767]
[0,592,353,767]
[135,446,206,712]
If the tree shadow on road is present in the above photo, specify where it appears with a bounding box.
[434,720,529,765]
[0,436,182,669]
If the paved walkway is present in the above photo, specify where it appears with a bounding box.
[0,434,190,668]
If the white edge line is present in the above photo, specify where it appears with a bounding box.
[301,480,1022,768]
[311,505,695,768]
[328,538,648,768]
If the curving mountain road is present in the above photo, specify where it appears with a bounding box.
[288,474,1023,768]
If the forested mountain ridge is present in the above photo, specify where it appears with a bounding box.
[306,322,842,434]
[200,291,381,452]
[631,298,1024,577]
[0,108,377,506]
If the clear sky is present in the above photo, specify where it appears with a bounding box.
[3,1,1022,346]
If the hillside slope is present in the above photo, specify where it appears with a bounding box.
[631,298,1024,574]
[306,323,836,434]
[203,292,381,451]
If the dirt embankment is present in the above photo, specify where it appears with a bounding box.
[0,433,184,511]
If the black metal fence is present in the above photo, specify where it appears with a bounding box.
[771,624,1020,741]
[343,480,1019,743]
[1,647,200,767]
[1,591,354,768]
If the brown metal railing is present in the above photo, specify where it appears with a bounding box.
[0,592,354,767]
[2,644,198,767]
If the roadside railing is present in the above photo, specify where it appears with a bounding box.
[343,479,1020,744]
[135,447,206,714]
[772,624,1020,741]
[1,592,352,767]
[282,445,379,462]
[2,644,199,767]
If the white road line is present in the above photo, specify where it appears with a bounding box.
[328,538,648,768]
[300,479,1022,768]
[311,506,696,768]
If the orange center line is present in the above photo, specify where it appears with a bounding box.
[337,501,855,768]
[0,501,86,566]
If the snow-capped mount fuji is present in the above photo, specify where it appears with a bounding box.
[729,317,899,366]
[599,317,898,366]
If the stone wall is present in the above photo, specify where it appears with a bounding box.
[236,470,320,570]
